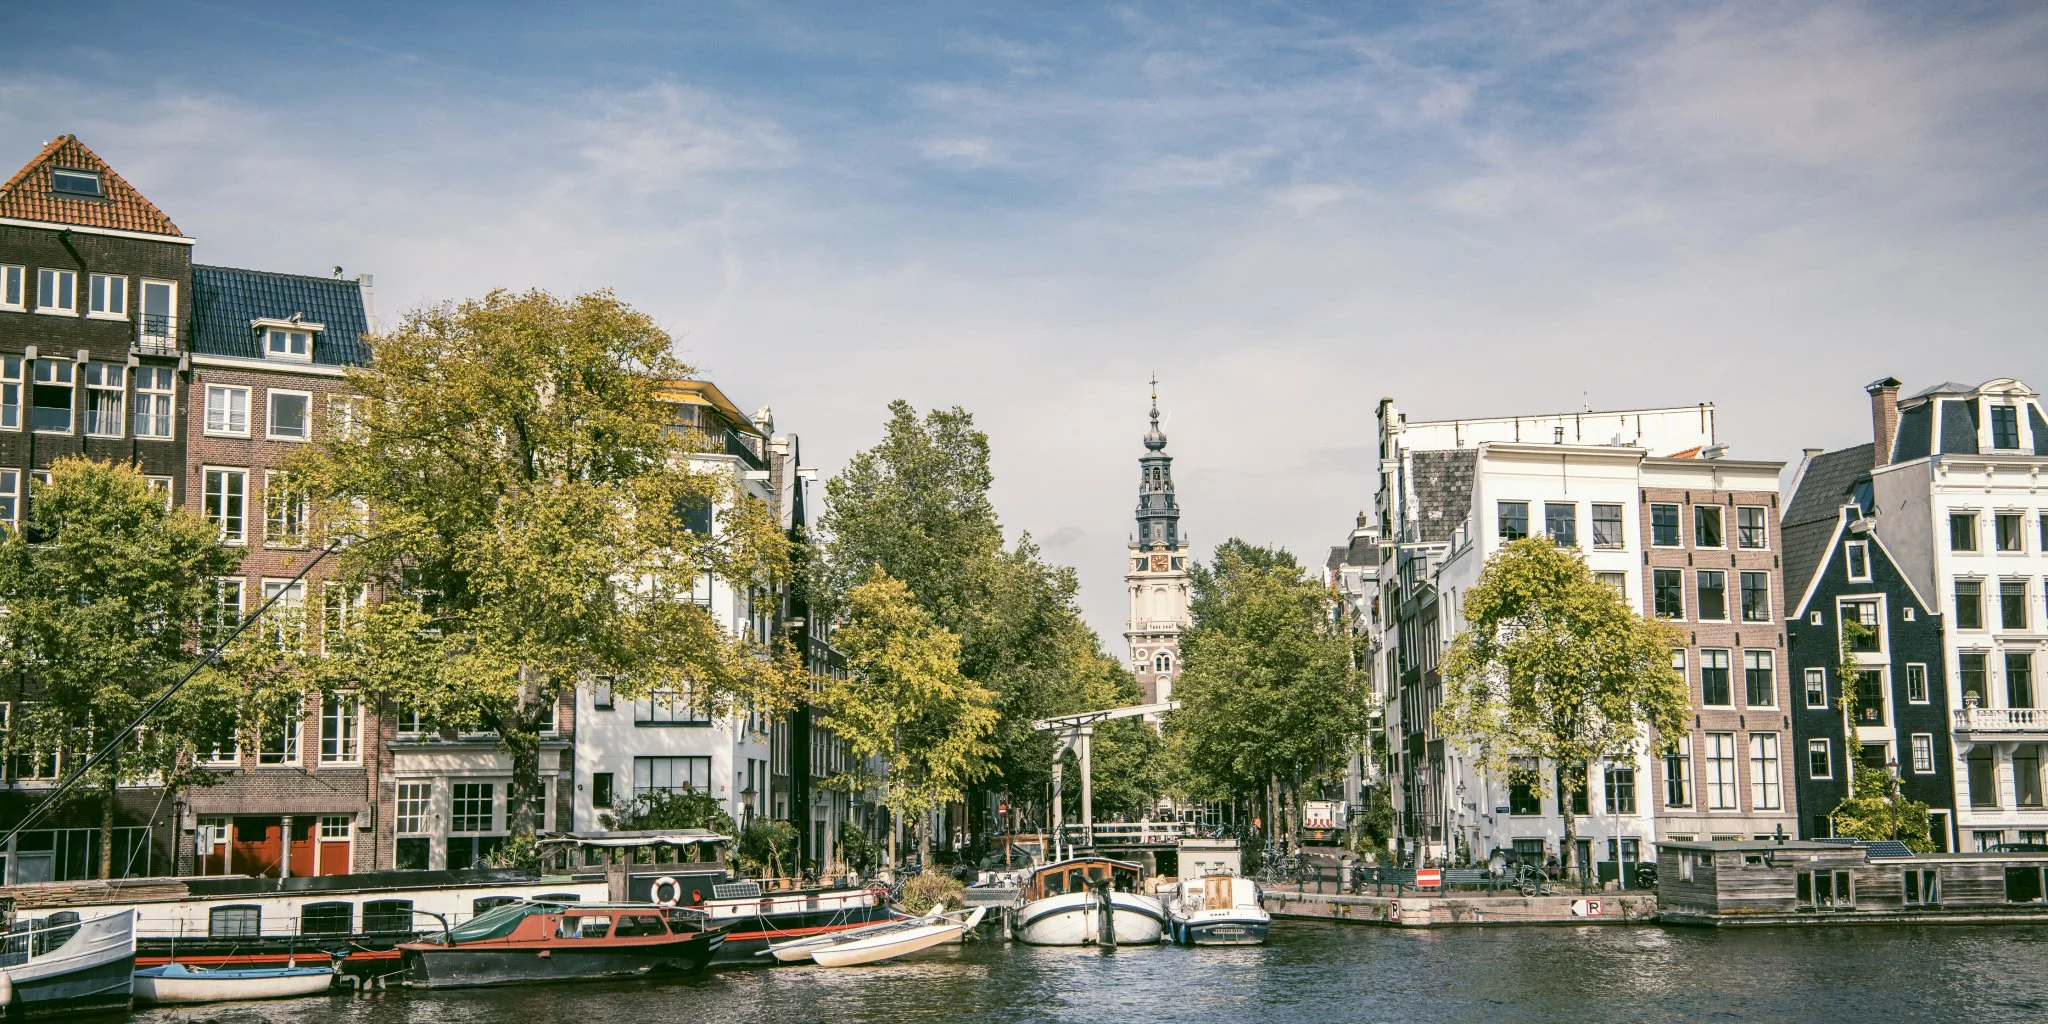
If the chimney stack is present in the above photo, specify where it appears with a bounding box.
[1866,377,1902,469]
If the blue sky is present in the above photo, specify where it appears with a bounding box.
[5,0,2046,646]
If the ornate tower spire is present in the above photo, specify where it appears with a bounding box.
[1135,376,1179,551]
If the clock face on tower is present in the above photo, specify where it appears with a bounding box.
[1150,554,1170,572]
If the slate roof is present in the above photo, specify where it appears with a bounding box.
[1409,449,1476,544]
[0,135,183,237]
[1346,533,1382,567]
[1939,397,1980,455]
[1892,403,1933,462]
[1908,381,1976,400]
[1781,443,1873,612]
[190,265,373,366]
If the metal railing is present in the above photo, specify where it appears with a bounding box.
[1058,821,1191,847]
[1954,707,2048,732]
[134,314,178,355]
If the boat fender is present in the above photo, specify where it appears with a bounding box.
[0,967,12,1007]
[651,876,682,908]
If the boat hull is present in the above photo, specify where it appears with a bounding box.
[810,923,960,967]
[2,911,137,1018]
[132,965,336,1005]
[400,931,721,988]
[1011,892,1164,946]
[1168,913,1271,946]
[710,905,893,963]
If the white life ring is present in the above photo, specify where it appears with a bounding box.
[650,876,682,908]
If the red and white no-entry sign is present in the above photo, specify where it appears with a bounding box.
[1415,868,1442,889]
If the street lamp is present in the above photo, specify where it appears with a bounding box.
[741,785,758,831]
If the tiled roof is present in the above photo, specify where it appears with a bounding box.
[1939,398,1979,455]
[190,265,372,366]
[1409,449,1476,544]
[0,135,183,237]
[1781,444,1872,614]
[1346,534,1382,567]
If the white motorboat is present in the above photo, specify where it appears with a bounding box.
[133,961,338,1004]
[787,907,985,967]
[1165,874,1270,946]
[765,915,912,962]
[1009,858,1164,947]
[0,908,137,1018]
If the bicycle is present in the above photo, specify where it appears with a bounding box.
[1512,864,1553,897]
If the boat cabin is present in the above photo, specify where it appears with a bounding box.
[436,901,711,947]
[1658,839,2048,925]
[536,829,733,905]
[1024,858,1143,902]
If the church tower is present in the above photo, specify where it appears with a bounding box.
[1125,382,1191,708]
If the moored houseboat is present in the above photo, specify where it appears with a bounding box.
[1010,857,1164,946]
[0,907,136,1018]
[398,900,721,988]
[1657,838,2048,925]
[535,830,890,963]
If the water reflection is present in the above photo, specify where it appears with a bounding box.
[125,923,2048,1024]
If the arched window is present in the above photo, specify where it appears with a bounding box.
[1154,653,1172,673]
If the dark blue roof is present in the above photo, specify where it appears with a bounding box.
[189,265,372,366]
[1939,398,1979,455]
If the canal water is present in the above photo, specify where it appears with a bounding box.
[127,923,2048,1024]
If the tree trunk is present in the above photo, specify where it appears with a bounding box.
[886,808,898,873]
[918,811,933,868]
[97,770,119,881]
[500,684,554,840]
[1560,765,1579,884]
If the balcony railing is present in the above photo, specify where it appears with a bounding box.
[1953,706,2048,733]
[134,314,179,355]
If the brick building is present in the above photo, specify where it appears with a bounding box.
[1639,454,1800,845]
[0,136,194,882]
[179,264,381,877]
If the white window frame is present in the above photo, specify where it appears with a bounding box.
[138,279,176,349]
[263,470,310,549]
[318,815,352,841]
[202,577,245,649]
[203,468,248,545]
[320,692,361,765]
[144,475,174,510]
[1845,540,1871,582]
[396,782,432,834]
[1736,505,1770,550]
[1749,733,1782,811]
[1694,505,1727,550]
[1911,733,1935,774]
[82,362,123,438]
[259,694,302,767]
[35,268,75,316]
[0,265,23,311]
[86,273,127,320]
[263,327,316,362]
[133,365,174,439]
[1907,663,1929,704]
[204,384,250,437]
[266,388,312,442]
[0,469,18,527]
[262,578,307,653]
[1696,569,1730,622]
[31,359,74,434]
[1808,737,1833,780]
[0,355,20,430]
[1804,667,1827,708]
[1704,732,1739,811]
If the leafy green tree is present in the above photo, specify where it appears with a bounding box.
[0,458,242,877]
[819,569,999,865]
[1435,537,1690,879]
[737,819,801,877]
[1168,540,1374,829]
[299,289,801,842]
[837,819,882,875]
[817,401,1128,837]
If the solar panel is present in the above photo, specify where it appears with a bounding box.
[1863,841,1915,859]
[1812,837,1860,845]
[713,881,763,899]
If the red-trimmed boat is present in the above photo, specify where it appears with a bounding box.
[398,900,722,988]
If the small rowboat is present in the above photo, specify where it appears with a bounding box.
[772,907,986,968]
[132,961,338,1004]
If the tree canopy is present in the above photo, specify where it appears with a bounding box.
[297,288,802,839]
[1168,540,1373,816]
[1435,536,1689,873]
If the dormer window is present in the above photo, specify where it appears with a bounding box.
[251,317,323,362]
[1990,405,2019,450]
[51,168,104,198]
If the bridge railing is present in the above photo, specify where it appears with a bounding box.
[1059,821,1192,847]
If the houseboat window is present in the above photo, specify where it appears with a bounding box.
[2006,866,2045,904]
[450,902,543,942]
[474,895,519,916]
[1903,869,1939,906]
[666,908,706,933]
[1796,872,1811,907]
[301,901,354,935]
[614,914,668,937]
[1043,871,1068,896]
[560,915,612,939]
[363,900,414,933]
[209,905,261,938]
[1811,870,1852,910]
[1113,867,1140,891]
[534,892,583,902]
[1678,854,1694,882]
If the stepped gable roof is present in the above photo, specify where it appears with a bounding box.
[1410,448,1476,544]
[190,265,373,366]
[0,135,183,237]
[1781,443,1874,612]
